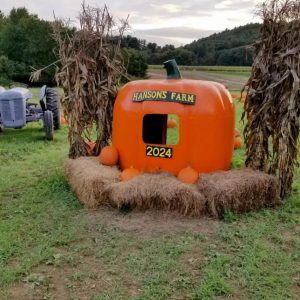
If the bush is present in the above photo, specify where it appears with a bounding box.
[123,48,148,78]
[0,55,14,85]
[0,8,56,85]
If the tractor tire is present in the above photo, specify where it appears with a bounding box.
[46,88,60,130]
[0,124,3,133]
[44,110,54,141]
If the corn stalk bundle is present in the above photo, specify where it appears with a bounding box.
[33,4,128,158]
[243,0,300,197]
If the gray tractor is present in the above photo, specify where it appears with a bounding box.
[0,85,60,140]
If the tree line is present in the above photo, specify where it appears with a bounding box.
[0,7,260,86]
[122,23,260,66]
[0,8,57,85]
[0,8,148,86]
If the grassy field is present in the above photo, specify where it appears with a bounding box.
[149,65,251,72]
[148,66,251,91]
[0,86,299,299]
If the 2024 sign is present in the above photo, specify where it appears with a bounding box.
[146,145,173,158]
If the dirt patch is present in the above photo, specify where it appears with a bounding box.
[280,229,300,247]
[86,207,218,237]
[6,256,116,300]
[5,282,34,300]
[180,244,205,276]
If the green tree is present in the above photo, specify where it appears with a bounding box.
[0,55,14,85]
[0,8,56,84]
[184,23,260,65]
[123,48,148,78]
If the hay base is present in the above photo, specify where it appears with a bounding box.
[64,157,120,208]
[65,157,281,217]
[198,169,280,217]
[103,173,206,216]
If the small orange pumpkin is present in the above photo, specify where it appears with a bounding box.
[120,166,140,181]
[234,137,243,149]
[99,145,118,166]
[60,113,68,125]
[86,140,96,155]
[235,128,240,137]
[167,119,177,128]
[177,165,199,184]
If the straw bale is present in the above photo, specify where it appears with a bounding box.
[102,172,206,216]
[197,169,281,217]
[64,157,119,208]
[64,158,281,217]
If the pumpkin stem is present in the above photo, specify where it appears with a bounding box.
[163,59,182,80]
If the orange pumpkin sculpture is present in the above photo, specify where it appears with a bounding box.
[112,59,235,175]
[99,145,118,166]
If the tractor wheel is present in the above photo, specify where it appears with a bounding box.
[44,110,54,141]
[46,88,60,130]
[0,124,3,133]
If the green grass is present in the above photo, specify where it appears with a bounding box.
[148,65,251,90]
[149,65,251,73]
[0,88,299,299]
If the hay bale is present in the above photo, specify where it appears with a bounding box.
[197,169,281,217]
[64,158,281,217]
[102,173,206,216]
[64,157,120,208]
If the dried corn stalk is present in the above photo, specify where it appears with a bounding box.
[32,4,128,158]
[243,0,300,197]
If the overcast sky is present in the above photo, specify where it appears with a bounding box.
[1,0,261,46]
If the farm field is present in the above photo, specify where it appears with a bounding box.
[0,86,300,300]
[148,66,251,91]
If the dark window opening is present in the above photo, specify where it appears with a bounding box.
[143,114,179,145]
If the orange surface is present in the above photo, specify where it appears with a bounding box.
[112,79,235,175]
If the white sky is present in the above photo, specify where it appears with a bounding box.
[1,0,261,46]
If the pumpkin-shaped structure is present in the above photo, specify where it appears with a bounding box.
[112,60,235,175]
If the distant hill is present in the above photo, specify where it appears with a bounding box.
[121,23,261,66]
[184,23,261,66]
[139,23,261,66]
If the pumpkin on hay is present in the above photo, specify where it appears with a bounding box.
[167,119,177,128]
[99,145,119,166]
[121,166,140,181]
[177,165,199,184]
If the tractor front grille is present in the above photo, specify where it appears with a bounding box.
[1,100,12,122]
[14,99,24,121]
[0,95,26,128]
